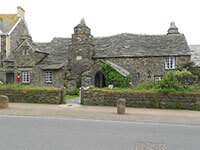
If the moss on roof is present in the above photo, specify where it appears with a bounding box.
[0,14,19,33]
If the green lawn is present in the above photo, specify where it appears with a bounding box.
[0,84,60,90]
[66,95,79,99]
[89,87,200,93]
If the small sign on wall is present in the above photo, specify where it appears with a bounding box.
[76,56,82,60]
[84,76,92,82]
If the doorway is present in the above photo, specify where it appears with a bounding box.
[95,71,106,88]
[6,73,14,84]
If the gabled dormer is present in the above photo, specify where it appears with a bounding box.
[13,35,48,67]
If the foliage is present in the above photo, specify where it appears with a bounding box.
[101,63,131,88]
[155,71,183,90]
[66,89,79,96]
[175,69,198,89]
[66,94,79,99]
[177,61,200,81]
[0,84,59,90]
[177,61,200,89]
[167,102,186,109]
[135,81,155,90]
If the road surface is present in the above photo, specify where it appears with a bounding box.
[0,114,199,150]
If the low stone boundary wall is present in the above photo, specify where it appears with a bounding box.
[81,89,200,109]
[0,88,64,104]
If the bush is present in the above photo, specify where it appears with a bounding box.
[177,61,200,82]
[175,69,198,89]
[66,89,79,95]
[156,71,182,90]
[101,63,131,88]
[155,69,198,90]
[135,81,155,90]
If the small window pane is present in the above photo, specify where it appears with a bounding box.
[22,72,30,83]
[165,57,175,69]
[45,71,52,83]
[154,76,162,84]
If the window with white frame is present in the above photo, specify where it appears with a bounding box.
[22,72,30,83]
[45,71,52,83]
[22,49,29,55]
[154,76,163,84]
[165,57,175,69]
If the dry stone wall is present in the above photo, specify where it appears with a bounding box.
[0,89,63,104]
[81,89,200,109]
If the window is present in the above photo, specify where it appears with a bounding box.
[45,71,52,83]
[165,57,175,69]
[154,76,163,84]
[22,49,29,55]
[76,56,82,60]
[22,72,30,83]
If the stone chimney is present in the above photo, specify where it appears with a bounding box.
[167,22,179,35]
[17,6,25,20]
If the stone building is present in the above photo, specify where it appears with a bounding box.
[0,7,193,89]
[0,7,29,83]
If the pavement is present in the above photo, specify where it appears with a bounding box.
[0,97,200,124]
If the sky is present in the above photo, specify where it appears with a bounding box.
[1,0,200,44]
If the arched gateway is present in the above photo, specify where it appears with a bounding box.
[95,71,106,88]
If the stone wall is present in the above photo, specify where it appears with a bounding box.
[81,56,190,88]
[81,89,200,109]
[104,56,190,85]
[0,89,63,104]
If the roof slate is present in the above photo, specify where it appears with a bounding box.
[34,33,190,66]
[94,33,190,58]
[38,63,64,70]
[35,38,71,65]
[0,14,19,33]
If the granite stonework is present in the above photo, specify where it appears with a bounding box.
[0,7,192,89]
[0,89,62,104]
[81,89,200,109]
[0,95,9,109]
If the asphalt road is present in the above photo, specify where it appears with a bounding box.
[0,114,200,150]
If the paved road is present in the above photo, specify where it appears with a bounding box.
[0,114,199,150]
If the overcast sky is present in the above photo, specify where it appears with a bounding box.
[1,0,200,44]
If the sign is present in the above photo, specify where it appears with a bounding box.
[85,76,91,82]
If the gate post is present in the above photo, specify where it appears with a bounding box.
[117,98,126,114]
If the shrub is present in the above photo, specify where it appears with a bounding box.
[156,71,182,90]
[177,61,200,82]
[135,80,155,90]
[66,89,79,96]
[175,69,198,89]
[101,63,131,88]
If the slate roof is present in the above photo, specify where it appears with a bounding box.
[93,33,190,58]
[189,45,200,66]
[3,54,14,62]
[35,38,71,65]
[33,33,190,66]
[0,14,20,33]
[39,64,64,70]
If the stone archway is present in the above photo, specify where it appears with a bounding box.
[95,71,106,88]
